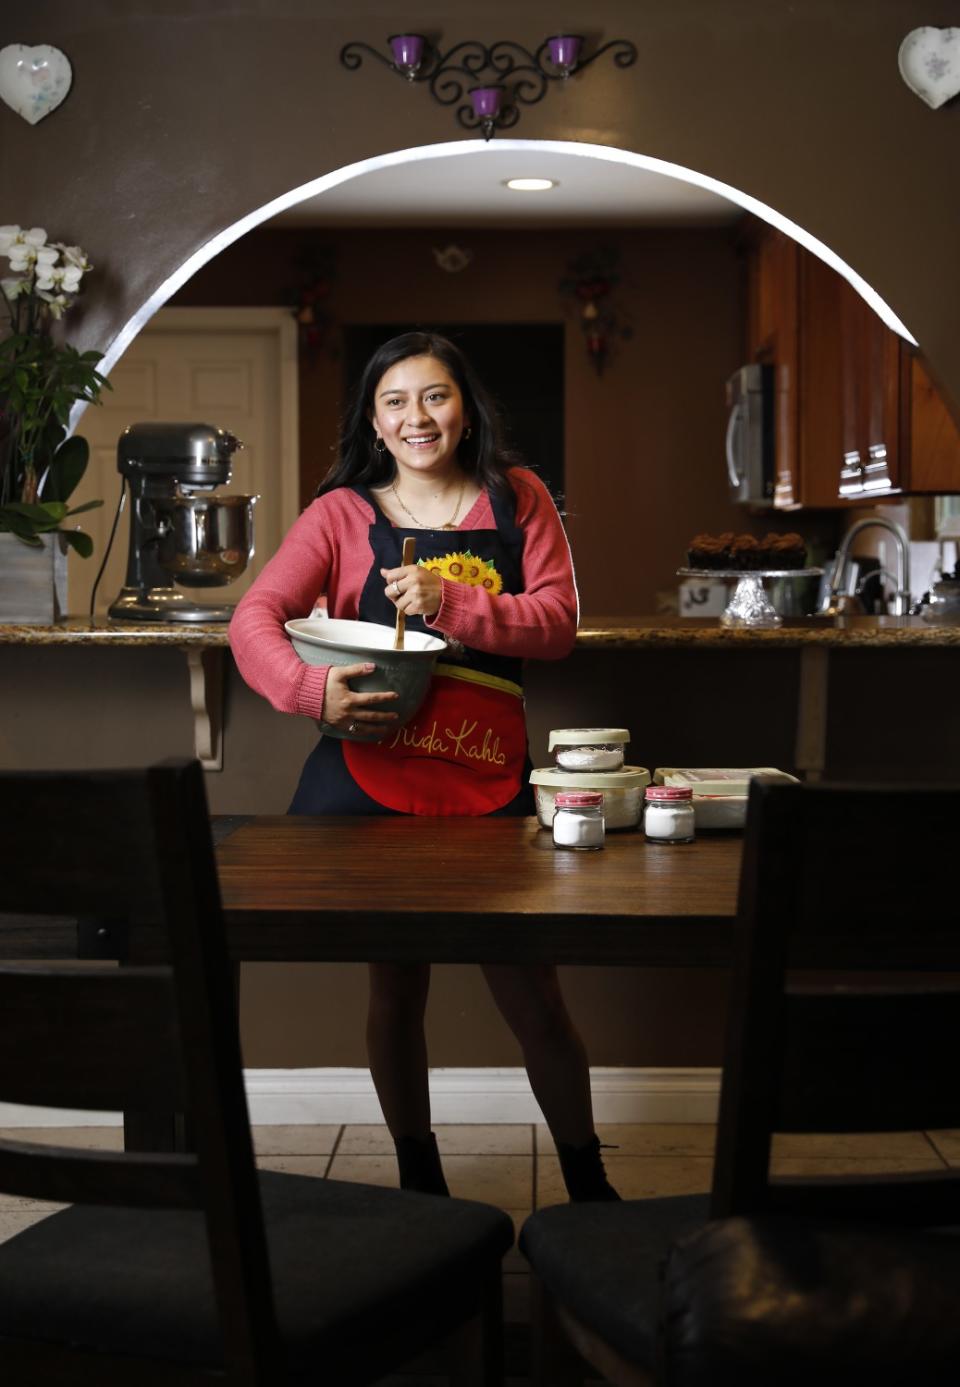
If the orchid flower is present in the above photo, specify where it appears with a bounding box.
[59,265,83,292]
[37,290,70,318]
[7,246,35,273]
[54,243,91,272]
[5,227,49,264]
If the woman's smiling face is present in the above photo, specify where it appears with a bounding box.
[371,354,468,476]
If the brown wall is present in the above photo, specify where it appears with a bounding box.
[171,224,840,616]
[9,1,960,407]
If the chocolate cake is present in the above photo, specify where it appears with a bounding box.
[760,532,807,569]
[687,532,807,571]
[730,534,762,570]
[687,532,735,569]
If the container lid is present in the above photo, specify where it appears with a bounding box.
[548,727,631,750]
[646,785,693,802]
[530,765,651,790]
[555,791,604,808]
[653,767,798,797]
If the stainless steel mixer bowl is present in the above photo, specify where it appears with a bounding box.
[153,494,257,588]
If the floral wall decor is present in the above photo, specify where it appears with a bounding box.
[0,226,109,555]
[0,44,73,124]
[290,243,338,360]
[558,246,632,375]
[432,244,474,274]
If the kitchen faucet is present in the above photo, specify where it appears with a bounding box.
[823,517,912,615]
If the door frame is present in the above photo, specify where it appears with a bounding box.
[142,306,301,534]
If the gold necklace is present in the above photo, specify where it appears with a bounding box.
[391,477,465,530]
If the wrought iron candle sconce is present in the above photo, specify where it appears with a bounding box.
[339,33,638,141]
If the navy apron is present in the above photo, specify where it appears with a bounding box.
[289,483,535,816]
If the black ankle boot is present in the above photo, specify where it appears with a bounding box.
[394,1132,450,1196]
[556,1134,621,1202]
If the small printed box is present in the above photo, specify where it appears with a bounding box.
[678,579,727,618]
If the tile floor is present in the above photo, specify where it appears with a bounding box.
[1,1122,956,1385]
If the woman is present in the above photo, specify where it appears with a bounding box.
[230,332,618,1201]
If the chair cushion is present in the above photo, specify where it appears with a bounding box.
[519,1193,709,1369]
[0,1170,513,1380]
[662,1216,960,1387]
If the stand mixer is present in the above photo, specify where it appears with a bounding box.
[108,422,257,622]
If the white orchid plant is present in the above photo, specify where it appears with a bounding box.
[0,225,109,554]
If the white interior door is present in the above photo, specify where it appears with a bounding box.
[68,308,298,616]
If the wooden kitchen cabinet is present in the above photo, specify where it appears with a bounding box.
[744,224,799,507]
[795,250,846,508]
[744,220,960,507]
[898,353,960,494]
[837,277,901,499]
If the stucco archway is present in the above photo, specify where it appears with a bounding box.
[96,137,916,389]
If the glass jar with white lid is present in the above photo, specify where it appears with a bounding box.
[548,727,630,772]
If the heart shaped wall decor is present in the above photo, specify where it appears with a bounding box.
[898,27,960,109]
[0,44,73,125]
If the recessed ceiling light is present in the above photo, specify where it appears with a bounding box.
[504,178,558,192]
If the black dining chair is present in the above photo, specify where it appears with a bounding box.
[520,781,960,1386]
[0,759,513,1386]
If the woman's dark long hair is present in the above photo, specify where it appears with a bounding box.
[316,332,520,498]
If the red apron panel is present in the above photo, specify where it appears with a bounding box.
[343,672,526,816]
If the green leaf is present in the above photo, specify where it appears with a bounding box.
[58,528,93,558]
[0,510,44,544]
[43,434,89,503]
[3,500,68,526]
[64,498,103,517]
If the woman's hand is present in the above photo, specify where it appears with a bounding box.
[380,563,443,618]
[321,663,400,739]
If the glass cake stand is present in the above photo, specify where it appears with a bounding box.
[677,568,824,628]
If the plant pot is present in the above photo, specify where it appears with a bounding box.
[0,531,69,624]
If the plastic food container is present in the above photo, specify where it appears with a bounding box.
[530,765,651,830]
[547,727,631,772]
[652,768,800,830]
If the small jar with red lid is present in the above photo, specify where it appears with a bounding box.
[552,790,605,851]
[643,785,696,843]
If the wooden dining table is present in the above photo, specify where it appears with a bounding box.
[212,814,743,968]
[0,815,742,1151]
[0,815,743,968]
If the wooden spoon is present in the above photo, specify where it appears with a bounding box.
[394,535,416,650]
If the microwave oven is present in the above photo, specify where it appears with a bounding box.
[725,363,774,505]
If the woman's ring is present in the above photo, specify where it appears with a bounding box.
[348,721,360,734]
[392,579,401,596]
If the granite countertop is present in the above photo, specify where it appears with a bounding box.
[573,615,960,648]
[2,615,960,648]
[0,617,232,646]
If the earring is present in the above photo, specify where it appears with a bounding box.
[463,426,472,441]
[374,436,386,454]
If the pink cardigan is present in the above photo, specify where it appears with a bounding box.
[229,467,578,720]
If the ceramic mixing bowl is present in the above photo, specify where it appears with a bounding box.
[285,617,446,740]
